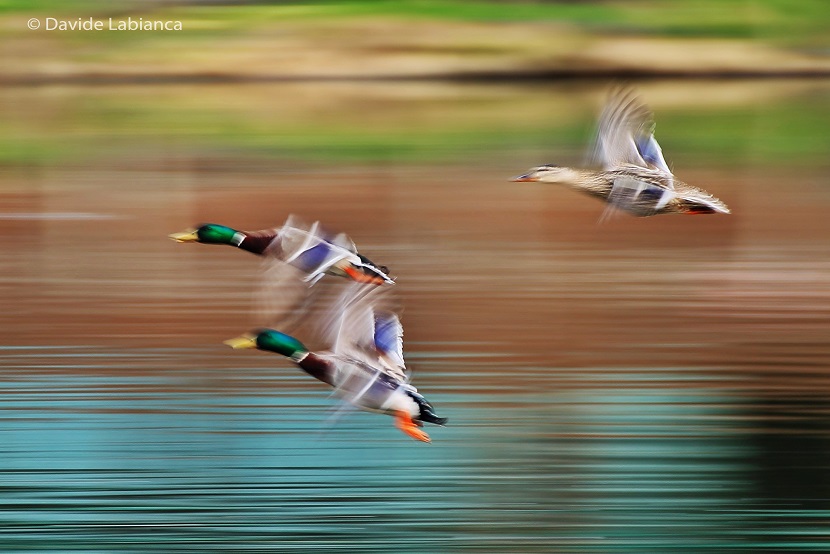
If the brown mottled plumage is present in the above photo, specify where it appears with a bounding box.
[513,88,730,217]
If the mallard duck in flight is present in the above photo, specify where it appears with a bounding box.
[169,215,394,286]
[513,87,730,217]
[224,285,446,442]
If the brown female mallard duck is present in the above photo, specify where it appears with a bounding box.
[513,88,730,217]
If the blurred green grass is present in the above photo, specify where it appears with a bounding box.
[2,0,828,47]
[1,83,827,168]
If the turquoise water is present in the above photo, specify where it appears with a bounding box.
[2,346,829,551]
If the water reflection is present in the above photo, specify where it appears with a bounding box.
[1,80,829,551]
[0,347,755,552]
[3,346,830,551]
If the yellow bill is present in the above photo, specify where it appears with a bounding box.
[168,229,199,242]
[223,335,258,349]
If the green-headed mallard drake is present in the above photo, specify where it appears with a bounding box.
[169,215,394,286]
[224,285,446,442]
[513,87,730,217]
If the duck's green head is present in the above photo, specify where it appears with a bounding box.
[169,223,240,245]
[224,329,308,360]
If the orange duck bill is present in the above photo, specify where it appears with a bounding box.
[511,173,538,182]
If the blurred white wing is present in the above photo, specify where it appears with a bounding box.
[635,126,672,175]
[330,231,358,254]
[254,215,362,327]
[266,215,359,283]
[253,257,317,330]
[592,88,674,185]
[373,309,405,371]
[319,283,407,382]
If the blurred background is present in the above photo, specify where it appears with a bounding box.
[1,1,829,552]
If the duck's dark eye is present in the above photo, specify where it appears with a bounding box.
[543,163,560,168]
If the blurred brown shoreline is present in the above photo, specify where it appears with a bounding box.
[3,67,830,86]
[5,11,828,87]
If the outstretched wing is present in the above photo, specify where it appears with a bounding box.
[254,215,358,327]
[373,310,405,372]
[253,257,319,330]
[592,87,673,183]
[318,282,407,382]
[265,216,357,281]
[635,125,671,176]
[264,215,394,287]
[254,215,395,340]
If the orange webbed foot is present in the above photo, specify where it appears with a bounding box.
[343,265,387,286]
[395,410,430,443]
